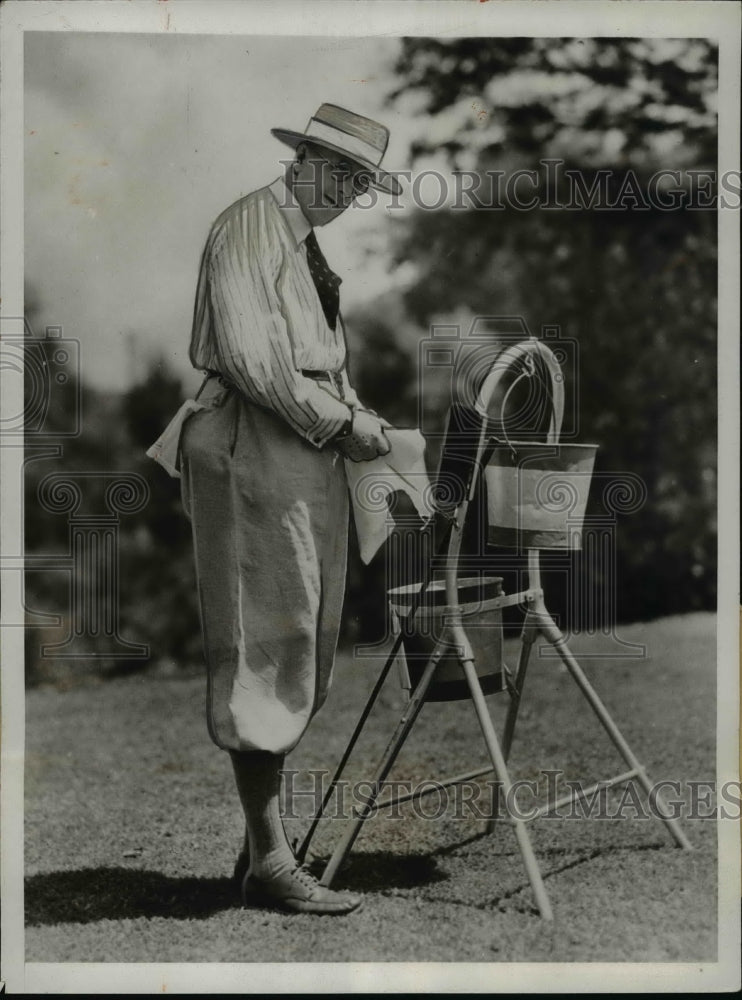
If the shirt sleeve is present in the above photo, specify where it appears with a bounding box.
[336,317,371,411]
[205,200,352,448]
[339,367,362,409]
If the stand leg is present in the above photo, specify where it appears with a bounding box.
[320,645,445,888]
[503,612,539,761]
[483,613,538,835]
[460,655,554,921]
[536,609,693,851]
[296,630,403,863]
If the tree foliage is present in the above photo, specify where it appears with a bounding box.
[390,37,717,170]
[344,37,719,632]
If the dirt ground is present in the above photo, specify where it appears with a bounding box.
[24,613,719,967]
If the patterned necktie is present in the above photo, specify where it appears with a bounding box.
[304,229,341,331]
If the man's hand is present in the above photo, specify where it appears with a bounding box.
[334,410,391,462]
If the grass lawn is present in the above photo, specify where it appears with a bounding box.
[25,612,718,964]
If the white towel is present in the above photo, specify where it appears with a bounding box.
[345,428,434,564]
[145,398,207,478]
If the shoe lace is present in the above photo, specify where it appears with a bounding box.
[290,865,321,891]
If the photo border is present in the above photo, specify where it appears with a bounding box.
[1,0,739,993]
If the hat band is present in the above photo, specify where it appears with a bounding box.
[305,119,383,167]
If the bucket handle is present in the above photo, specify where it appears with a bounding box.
[475,338,564,449]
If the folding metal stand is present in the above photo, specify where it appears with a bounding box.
[297,339,692,921]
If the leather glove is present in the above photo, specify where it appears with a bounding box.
[334,409,391,462]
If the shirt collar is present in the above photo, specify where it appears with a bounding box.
[268,176,312,247]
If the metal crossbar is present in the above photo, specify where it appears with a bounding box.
[372,765,642,819]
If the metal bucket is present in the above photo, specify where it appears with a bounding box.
[388,576,504,702]
[484,442,598,549]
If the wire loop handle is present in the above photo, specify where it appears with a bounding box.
[475,337,565,450]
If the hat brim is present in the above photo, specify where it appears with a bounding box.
[271,128,402,197]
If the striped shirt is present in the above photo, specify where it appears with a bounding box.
[189,176,360,448]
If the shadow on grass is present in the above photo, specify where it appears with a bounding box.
[26,852,450,927]
[305,850,450,893]
[30,840,674,927]
[25,867,239,927]
[307,835,677,916]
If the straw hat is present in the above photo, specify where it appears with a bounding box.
[271,103,401,196]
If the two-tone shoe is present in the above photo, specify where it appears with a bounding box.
[241,865,362,915]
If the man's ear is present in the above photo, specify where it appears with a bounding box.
[295,142,308,165]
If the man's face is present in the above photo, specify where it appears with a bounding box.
[292,143,371,227]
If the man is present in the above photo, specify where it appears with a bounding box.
[179,104,399,915]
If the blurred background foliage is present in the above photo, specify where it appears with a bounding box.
[24,37,718,685]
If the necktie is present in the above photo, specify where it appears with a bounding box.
[304,230,341,331]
